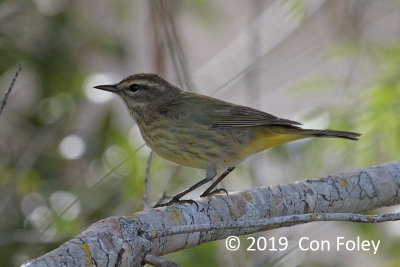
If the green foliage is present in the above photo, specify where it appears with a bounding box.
[288,43,400,173]
[164,241,219,267]
[285,0,306,21]
[355,45,400,166]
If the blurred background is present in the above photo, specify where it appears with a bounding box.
[1,0,400,266]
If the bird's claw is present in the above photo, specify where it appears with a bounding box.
[201,188,228,198]
[154,198,199,210]
[153,191,169,207]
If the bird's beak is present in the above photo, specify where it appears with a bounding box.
[94,84,119,93]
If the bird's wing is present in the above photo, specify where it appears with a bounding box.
[159,92,302,128]
[203,102,301,127]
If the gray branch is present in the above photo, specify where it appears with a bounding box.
[23,161,400,267]
[147,212,400,239]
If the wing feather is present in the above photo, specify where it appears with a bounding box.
[157,92,301,128]
[188,93,301,127]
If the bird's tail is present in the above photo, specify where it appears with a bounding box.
[300,129,361,141]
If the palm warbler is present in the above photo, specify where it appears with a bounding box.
[94,73,360,206]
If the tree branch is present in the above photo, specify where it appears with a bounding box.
[23,161,400,267]
[147,212,400,239]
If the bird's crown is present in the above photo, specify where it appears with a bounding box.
[118,73,163,88]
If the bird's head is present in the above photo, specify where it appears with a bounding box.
[94,73,182,112]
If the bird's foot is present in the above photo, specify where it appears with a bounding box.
[153,196,199,209]
[200,188,228,198]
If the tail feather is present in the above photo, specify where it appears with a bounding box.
[301,129,361,141]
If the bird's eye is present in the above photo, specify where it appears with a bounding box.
[129,83,141,92]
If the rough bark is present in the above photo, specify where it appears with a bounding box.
[23,161,400,267]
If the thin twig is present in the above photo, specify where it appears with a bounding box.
[0,63,23,116]
[144,150,153,208]
[145,253,181,267]
[147,212,400,239]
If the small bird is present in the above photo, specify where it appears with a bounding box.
[94,73,360,207]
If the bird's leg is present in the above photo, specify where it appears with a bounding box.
[153,167,216,208]
[200,166,236,197]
